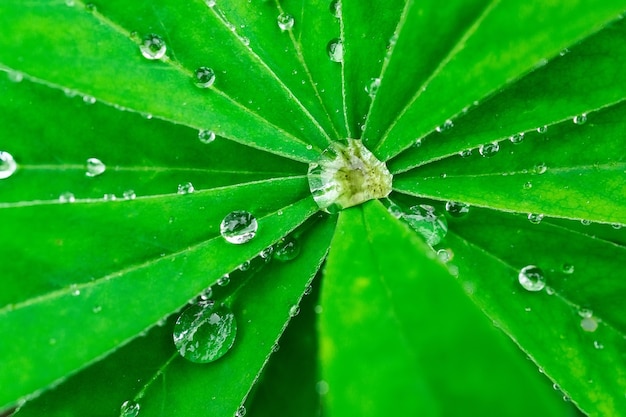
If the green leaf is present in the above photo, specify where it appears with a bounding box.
[319,200,575,416]
[444,207,626,415]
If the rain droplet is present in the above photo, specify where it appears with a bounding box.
[537,125,548,134]
[478,142,499,157]
[217,274,230,287]
[59,192,76,203]
[173,302,237,363]
[0,151,17,179]
[445,201,470,218]
[7,71,23,83]
[523,181,533,189]
[194,66,216,88]
[527,213,544,224]
[259,245,274,263]
[327,38,344,63]
[437,248,453,263]
[365,78,380,98]
[329,0,341,18]
[235,405,247,417]
[509,132,525,144]
[205,0,216,7]
[562,263,575,274]
[140,34,167,60]
[123,190,136,200]
[593,340,604,349]
[573,114,587,125]
[459,149,472,158]
[277,13,294,31]
[85,157,105,177]
[120,400,140,417]
[273,236,300,261]
[177,182,195,194]
[82,95,96,105]
[402,204,448,246]
[533,163,547,174]
[198,129,216,144]
[518,265,546,292]
[581,219,592,226]
[580,316,598,332]
[220,211,258,244]
[289,305,300,317]
[103,193,117,201]
[238,260,251,271]
[435,119,454,133]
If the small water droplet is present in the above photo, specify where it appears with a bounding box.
[435,119,454,133]
[479,142,499,157]
[546,286,555,295]
[194,67,216,88]
[413,138,422,147]
[85,157,105,177]
[593,340,604,349]
[273,236,300,262]
[271,343,280,353]
[120,400,140,417]
[0,151,17,180]
[445,201,470,218]
[289,305,300,317]
[7,71,23,83]
[59,192,76,203]
[459,149,472,158]
[173,302,237,363]
[304,285,313,296]
[581,219,592,226]
[518,265,546,292]
[70,284,81,296]
[562,263,575,274]
[316,380,330,395]
[329,0,341,18]
[523,181,533,189]
[402,204,448,246]
[537,125,548,134]
[123,190,136,200]
[217,274,230,287]
[140,34,167,60]
[235,405,247,417]
[238,260,251,271]
[365,78,380,98]
[93,305,102,314]
[437,248,453,263]
[199,287,213,301]
[327,38,343,63]
[509,132,525,144]
[578,308,593,318]
[573,114,587,125]
[277,13,294,31]
[220,211,258,244]
[259,245,274,263]
[177,182,195,194]
[198,129,216,144]
[205,0,216,7]
[580,316,598,332]
[527,213,544,224]
[85,3,96,12]
[82,95,96,105]
[611,223,622,229]
[533,163,547,174]
[103,193,117,201]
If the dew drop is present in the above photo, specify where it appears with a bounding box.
[123,190,136,200]
[177,182,195,194]
[259,245,274,263]
[273,236,300,262]
[205,0,216,7]
[59,192,76,203]
[173,302,237,363]
[198,129,216,144]
[533,163,547,174]
[509,132,525,144]
[120,400,140,417]
[103,193,117,201]
[435,119,454,133]
[235,405,247,417]
[593,340,604,350]
[578,308,593,318]
[518,265,546,292]
[527,213,544,224]
[562,263,575,274]
[199,286,213,301]
[194,67,216,88]
[220,211,258,244]
[93,305,102,314]
[546,286,555,295]
[329,0,341,18]
[277,13,294,31]
[365,78,380,98]
[458,149,472,158]
[238,260,251,271]
[7,71,23,83]
[0,151,18,179]
[327,38,344,63]
[611,223,623,229]
[217,274,230,287]
[437,248,453,263]
[85,157,105,177]
[82,95,96,105]
[140,34,167,60]
[478,142,499,157]
[445,201,470,218]
[537,125,548,134]
[573,114,587,125]
[580,219,592,226]
[580,316,598,333]
[523,181,533,189]
[402,204,448,246]
[289,305,300,317]
[303,285,313,296]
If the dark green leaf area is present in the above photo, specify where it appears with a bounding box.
[320,200,573,417]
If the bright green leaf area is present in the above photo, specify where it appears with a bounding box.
[319,200,575,417]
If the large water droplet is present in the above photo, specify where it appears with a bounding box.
[198,129,216,144]
[194,67,216,88]
[173,302,237,363]
[402,204,448,246]
[277,13,294,31]
[85,157,105,177]
[0,151,17,179]
[273,236,300,262]
[327,38,344,63]
[445,201,469,218]
[140,34,166,60]
[435,119,454,133]
[307,139,392,213]
[120,400,140,417]
[518,265,546,292]
[329,0,341,18]
[220,211,258,244]
[479,142,499,157]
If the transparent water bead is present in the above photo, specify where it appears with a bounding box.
[120,400,140,417]
[140,34,167,60]
[235,405,247,417]
[220,211,258,244]
[277,13,294,31]
[402,204,448,246]
[194,66,216,88]
[259,245,274,263]
[198,129,216,144]
[217,274,230,287]
[307,139,392,213]
[435,119,454,133]
[518,265,546,292]
[573,114,587,125]
[365,78,380,98]
[59,192,76,203]
[85,157,105,177]
[289,305,300,317]
[327,38,344,63]
[528,213,544,224]
[329,0,341,18]
[205,0,216,7]
[479,142,499,157]
[173,302,237,363]
[580,316,598,333]
[509,132,525,144]
[177,182,195,194]
[0,151,17,179]
[273,236,300,262]
[445,201,469,218]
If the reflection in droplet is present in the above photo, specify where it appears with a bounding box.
[120,400,140,417]
[478,142,499,157]
[277,13,295,31]
[327,38,344,63]
[198,129,216,144]
[194,67,216,88]
[509,133,525,144]
[518,265,546,292]
[140,34,167,60]
[220,211,258,244]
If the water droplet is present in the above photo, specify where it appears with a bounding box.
[85,3,96,12]
[59,192,76,203]
[304,285,313,296]
[402,204,448,246]
[533,163,547,174]
[329,0,341,18]
[581,219,592,226]
[140,34,167,60]
[459,149,472,158]
[546,286,555,295]
[578,308,593,318]
[580,316,598,332]
[271,343,280,353]
[308,139,392,213]
[365,78,380,98]
[259,245,274,263]
[0,151,17,180]
[194,66,216,88]
[103,193,117,201]
[173,302,237,363]
[123,190,136,200]
[198,129,216,144]
[85,157,105,177]
[273,236,300,261]
[93,305,102,313]
[445,201,469,218]
[177,182,195,194]
[205,0,216,7]
[478,142,499,157]
[220,211,258,244]
[518,265,546,292]
[527,213,544,224]
[437,248,453,263]
[235,405,247,417]
[82,95,96,105]
[413,138,422,147]
[327,38,344,63]
[562,264,575,274]
[238,260,251,271]
[316,380,330,395]
[217,274,230,287]
[509,133,525,144]
[199,287,213,301]
[523,181,533,189]
[386,201,403,219]
[435,119,454,133]
[277,13,294,31]
[573,114,587,125]
[289,305,300,317]
[120,400,140,417]
[7,71,23,83]
[70,284,81,296]
[611,223,623,229]
[593,340,604,349]
[537,125,548,134]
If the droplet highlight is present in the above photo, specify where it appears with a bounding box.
[85,157,105,177]
[0,151,17,179]
[140,34,167,60]
[518,265,546,292]
[194,67,216,88]
[277,13,294,31]
[220,211,258,244]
